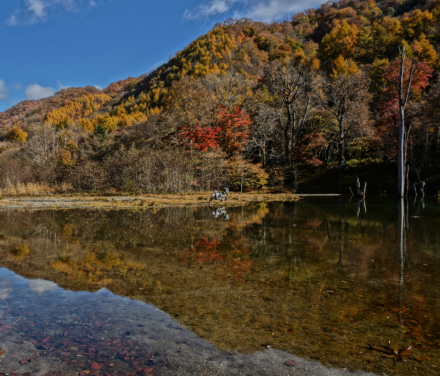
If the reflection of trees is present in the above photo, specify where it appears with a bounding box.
[182,237,221,263]
[337,220,345,275]
[356,198,367,218]
[397,198,408,327]
[0,205,269,286]
[412,195,425,213]
[0,202,440,374]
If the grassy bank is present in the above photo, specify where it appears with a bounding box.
[0,191,300,210]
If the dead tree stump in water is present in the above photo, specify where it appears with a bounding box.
[412,181,426,196]
[356,177,367,198]
[419,181,425,196]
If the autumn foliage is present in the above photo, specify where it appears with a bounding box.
[376,58,433,158]
[1,0,440,193]
[7,125,28,143]
[177,125,221,152]
[218,106,250,156]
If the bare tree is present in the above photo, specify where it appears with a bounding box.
[204,72,251,112]
[247,103,280,166]
[317,71,372,188]
[26,124,58,166]
[265,61,314,184]
[382,46,432,196]
[395,47,415,197]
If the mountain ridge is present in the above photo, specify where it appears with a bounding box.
[2,0,437,132]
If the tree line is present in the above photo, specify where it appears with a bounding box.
[1,0,440,195]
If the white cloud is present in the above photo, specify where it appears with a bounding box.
[25,84,55,100]
[246,0,320,22]
[184,0,322,23]
[7,0,104,25]
[28,279,58,294]
[25,0,47,21]
[7,14,19,26]
[184,0,242,20]
[57,80,71,90]
[0,286,11,299]
[0,80,8,101]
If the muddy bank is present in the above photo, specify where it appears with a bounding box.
[0,269,375,376]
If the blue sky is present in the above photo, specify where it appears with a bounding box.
[0,0,322,112]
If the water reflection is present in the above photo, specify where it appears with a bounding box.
[397,198,406,329]
[209,206,229,220]
[355,198,367,217]
[0,268,176,375]
[0,268,354,376]
[0,198,439,375]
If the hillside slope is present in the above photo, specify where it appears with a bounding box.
[1,0,440,194]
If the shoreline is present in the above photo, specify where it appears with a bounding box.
[0,192,301,210]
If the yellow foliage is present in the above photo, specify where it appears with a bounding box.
[401,9,434,39]
[210,63,221,74]
[369,57,389,93]
[92,114,118,132]
[150,107,161,115]
[226,156,269,189]
[411,33,438,67]
[310,58,320,71]
[117,114,132,128]
[10,243,30,261]
[7,125,28,143]
[58,149,74,167]
[319,20,358,61]
[45,93,111,129]
[293,48,306,64]
[80,118,94,132]
[331,55,360,77]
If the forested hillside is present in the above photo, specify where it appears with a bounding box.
[2,0,440,195]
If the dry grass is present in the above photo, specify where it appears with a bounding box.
[0,191,300,209]
[0,182,73,196]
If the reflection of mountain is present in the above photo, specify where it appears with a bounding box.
[0,200,439,375]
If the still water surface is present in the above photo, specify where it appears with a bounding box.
[0,197,439,375]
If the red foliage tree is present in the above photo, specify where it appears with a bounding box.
[294,132,328,167]
[377,58,433,160]
[218,105,251,156]
[177,125,220,152]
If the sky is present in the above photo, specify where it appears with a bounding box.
[0,0,323,112]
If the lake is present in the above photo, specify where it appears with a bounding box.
[0,197,439,375]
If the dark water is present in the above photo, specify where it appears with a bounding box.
[0,197,439,375]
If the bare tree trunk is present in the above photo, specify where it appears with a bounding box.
[397,68,406,197]
[356,177,367,197]
[397,46,415,197]
[338,124,346,188]
[240,166,244,194]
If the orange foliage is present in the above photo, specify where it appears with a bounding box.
[45,93,111,130]
[218,106,250,156]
